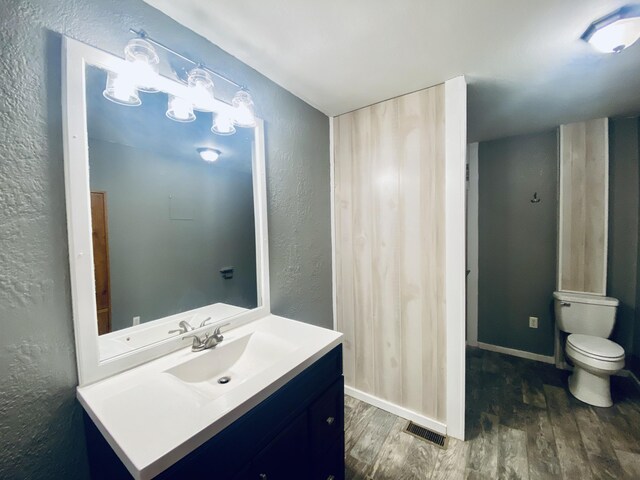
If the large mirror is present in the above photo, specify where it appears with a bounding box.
[63,37,270,385]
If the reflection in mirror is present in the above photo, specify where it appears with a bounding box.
[85,64,258,360]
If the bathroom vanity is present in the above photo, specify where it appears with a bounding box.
[61,37,344,480]
[79,316,344,479]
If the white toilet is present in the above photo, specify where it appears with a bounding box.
[553,291,625,407]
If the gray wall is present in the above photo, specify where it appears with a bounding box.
[608,118,639,356]
[0,0,331,477]
[478,130,558,356]
[89,139,257,331]
[478,121,640,364]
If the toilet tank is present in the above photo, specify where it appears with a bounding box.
[553,291,619,337]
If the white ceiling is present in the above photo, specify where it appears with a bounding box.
[144,0,640,141]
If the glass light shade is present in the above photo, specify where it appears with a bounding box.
[103,72,141,106]
[587,17,640,53]
[232,90,256,128]
[198,148,221,162]
[166,95,195,122]
[124,38,160,92]
[211,114,236,135]
[188,68,215,111]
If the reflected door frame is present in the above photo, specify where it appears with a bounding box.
[90,191,112,335]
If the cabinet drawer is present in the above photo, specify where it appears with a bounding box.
[312,434,345,480]
[309,377,344,455]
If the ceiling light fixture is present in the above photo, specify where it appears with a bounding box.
[582,5,640,53]
[198,148,221,162]
[101,29,257,136]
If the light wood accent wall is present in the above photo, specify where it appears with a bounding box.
[558,118,609,295]
[334,85,447,422]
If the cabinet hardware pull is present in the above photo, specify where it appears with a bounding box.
[326,416,335,425]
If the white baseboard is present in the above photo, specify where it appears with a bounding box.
[344,385,447,435]
[476,342,555,364]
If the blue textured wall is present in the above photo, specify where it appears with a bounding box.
[0,1,331,477]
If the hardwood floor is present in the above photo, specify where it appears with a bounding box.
[344,348,640,479]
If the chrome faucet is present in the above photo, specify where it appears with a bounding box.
[168,319,197,335]
[183,322,230,352]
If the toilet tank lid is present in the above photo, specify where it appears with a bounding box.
[553,291,619,306]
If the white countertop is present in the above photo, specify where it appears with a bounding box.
[77,315,343,480]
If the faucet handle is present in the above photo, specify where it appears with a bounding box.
[182,334,206,351]
[198,316,213,328]
[178,320,195,332]
[213,322,231,338]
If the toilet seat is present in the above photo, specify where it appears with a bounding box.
[566,334,625,362]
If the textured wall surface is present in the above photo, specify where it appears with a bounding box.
[608,118,639,355]
[478,130,558,356]
[0,0,331,478]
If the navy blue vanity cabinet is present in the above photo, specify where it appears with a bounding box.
[84,344,344,480]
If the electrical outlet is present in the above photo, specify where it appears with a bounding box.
[529,316,538,329]
[133,316,140,326]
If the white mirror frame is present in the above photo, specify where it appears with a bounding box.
[62,36,270,386]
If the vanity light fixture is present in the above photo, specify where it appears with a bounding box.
[232,90,257,128]
[198,148,221,162]
[166,94,196,122]
[103,72,141,106]
[102,29,257,135]
[582,5,640,53]
[211,114,236,135]
[188,68,216,111]
[123,38,160,92]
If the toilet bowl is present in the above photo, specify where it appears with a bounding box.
[553,291,624,408]
[565,333,625,407]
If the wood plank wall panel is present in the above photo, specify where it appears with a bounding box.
[334,84,446,422]
[559,118,608,295]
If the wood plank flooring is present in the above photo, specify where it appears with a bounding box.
[344,348,640,479]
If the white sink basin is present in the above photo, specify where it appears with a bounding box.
[77,315,342,480]
[165,331,298,399]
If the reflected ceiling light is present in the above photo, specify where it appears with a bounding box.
[166,94,195,122]
[582,5,640,53]
[232,90,257,128]
[211,114,236,135]
[188,68,215,111]
[124,38,160,92]
[198,148,221,162]
[103,72,141,106]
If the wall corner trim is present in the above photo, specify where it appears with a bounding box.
[444,75,467,441]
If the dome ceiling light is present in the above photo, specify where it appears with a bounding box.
[582,5,640,53]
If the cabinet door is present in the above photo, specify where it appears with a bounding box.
[248,412,310,480]
[309,378,344,456]
[312,434,344,480]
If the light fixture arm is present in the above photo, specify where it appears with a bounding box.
[129,28,247,90]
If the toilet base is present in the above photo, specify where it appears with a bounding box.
[568,367,613,408]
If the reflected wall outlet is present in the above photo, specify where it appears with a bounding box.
[529,316,538,328]
[133,316,140,326]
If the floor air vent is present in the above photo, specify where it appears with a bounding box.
[404,421,448,449]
